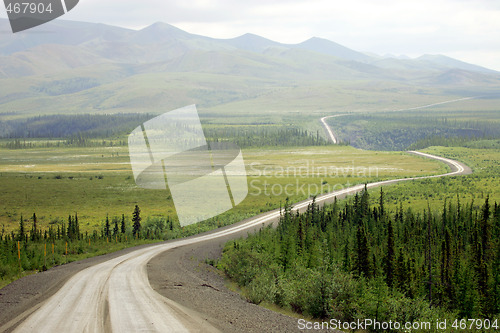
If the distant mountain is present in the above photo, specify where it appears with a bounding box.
[293,37,372,62]
[430,68,499,85]
[416,54,496,74]
[1,18,499,117]
[225,33,282,53]
[128,22,193,44]
[1,18,497,75]
[0,19,132,54]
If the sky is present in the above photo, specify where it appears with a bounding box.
[2,0,500,70]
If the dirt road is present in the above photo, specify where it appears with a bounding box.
[0,117,471,332]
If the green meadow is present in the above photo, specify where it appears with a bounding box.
[0,144,445,234]
[372,143,500,213]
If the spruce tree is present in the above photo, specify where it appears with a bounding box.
[426,203,433,304]
[104,215,110,238]
[132,205,141,238]
[31,213,38,241]
[395,250,409,295]
[18,215,24,241]
[120,214,126,234]
[440,228,453,304]
[480,196,491,262]
[354,225,370,278]
[477,197,493,315]
[384,218,395,289]
[379,188,385,218]
[67,215,73,240]
[113,217,119,236]
[360,184,369,219]
[75,213,80,240]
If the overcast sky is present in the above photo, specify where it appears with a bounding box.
[2,0,500,70]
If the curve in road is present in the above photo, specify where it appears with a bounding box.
[320,114,350,144]
[4,117,471,333]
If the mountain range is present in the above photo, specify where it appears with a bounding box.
[0,18,499,118]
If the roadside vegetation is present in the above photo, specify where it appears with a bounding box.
[0,203,255,289]
[0,207,156,288]
[217,134,500,331]
[218,190,500,332]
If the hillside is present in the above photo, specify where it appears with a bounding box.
[1,18,500,120]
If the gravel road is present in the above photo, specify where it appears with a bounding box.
[0,116,472,332]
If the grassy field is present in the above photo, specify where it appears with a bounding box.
[365,142,500,213]
[0,144,445,234]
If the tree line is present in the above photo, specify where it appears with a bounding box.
[0,205,177,284]
[204,126,329,148]
[0,114,152,141]
[218,188,500,329]
[0,114,330,149]
[408,136,500,150]
[327,113,500,151]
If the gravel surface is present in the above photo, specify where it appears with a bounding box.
[0,243,159,332]
[148,224,304,333]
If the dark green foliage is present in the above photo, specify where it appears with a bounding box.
[112,216,119,236]
[132,205,141,238]
[104,215,110,238]
[327,111,500,151]
[384,218,395,289]
[33,77,100,96]
[0,207,182,287]
[0,113,152,144]
[30,213,39,242]
[17,215,24,241]
[66,214,80,240]
[0,115,329,149]
[219,191,500,324]
[203,125,329,148]
[353,225,371,278]
[410,137,500,150]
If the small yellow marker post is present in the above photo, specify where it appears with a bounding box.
[17,241,21,276]
[44,243,47,268]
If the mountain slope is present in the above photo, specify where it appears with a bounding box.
[1,18,499,118]
[292,37,372,62]
[417,54,496,74]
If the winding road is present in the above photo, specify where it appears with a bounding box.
[1,116,471,333]
[320,115,348,144]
